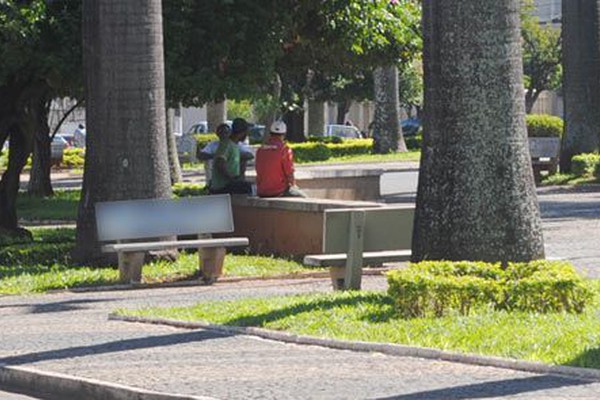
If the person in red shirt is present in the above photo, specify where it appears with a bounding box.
[255,120,307,198]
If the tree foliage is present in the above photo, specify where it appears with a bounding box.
[520,0,562,113]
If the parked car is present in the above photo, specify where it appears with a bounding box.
[51,134,70,163]
[401,117,421,137]
[248,123,266,144]
[324,124,363,139]
[185,121,209,135]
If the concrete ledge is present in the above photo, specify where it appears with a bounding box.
[0,364,214,400]
[229,196,385,257]
[111,315,600,383]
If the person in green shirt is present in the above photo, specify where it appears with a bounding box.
[209,123,252,195]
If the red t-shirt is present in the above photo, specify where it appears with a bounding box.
[255,136,295,197]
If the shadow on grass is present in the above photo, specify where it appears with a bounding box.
[223,292,397,327]
[566,347,600,369]
[16,191,79,221]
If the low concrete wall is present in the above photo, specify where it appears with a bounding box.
[229,196,383,257]
[295,169,383,201]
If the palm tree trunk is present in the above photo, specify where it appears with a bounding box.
[373,66,406,153]
[560,0,600,172]
[412,0,544,263]
[74,0,171,265]
[166,108,182,184]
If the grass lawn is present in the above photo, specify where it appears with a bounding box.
[0,227,322,295]
[17,190,80,221]
[116,282,600,369]
[541,173,600,186]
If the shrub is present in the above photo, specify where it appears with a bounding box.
[328,139,373,157]
[195,134,218,150]
[172,182,209,197]
[571,153,600,177]
[387,260,591,318]
[595,161,600,180]
[62,148,85,168]
[526,114,563,138]
[405,134,422,151]
[289,142,332,162]
[307,136,343,144]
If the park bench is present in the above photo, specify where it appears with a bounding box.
[303,205,414,290]
[529,137,560,183]
[95,194,249,284]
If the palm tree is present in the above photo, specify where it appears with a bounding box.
[372,65,406,153]
[412,0,544,263]
[73,0,171,264]
[560,0,600,172]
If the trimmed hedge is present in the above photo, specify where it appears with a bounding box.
[195,133,219,150]
[405,134,422,151]
[571,153,600,177]
[289,142,332,162]
[328,139,373,157]
[62,148,85,168]
[172,182,209,197]
[526,114,564,138]
[307,136,343,144]
[387,260,591,318]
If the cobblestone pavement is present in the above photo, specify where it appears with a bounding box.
[2,276,600,399]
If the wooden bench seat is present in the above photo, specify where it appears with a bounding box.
[96,194,249,284]
[303,206,414,290]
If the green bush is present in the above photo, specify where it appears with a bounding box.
[328,139,373,157]
[571,153,600,177]
[405,134,422,150]
[172,182,209,197]
[195,134,218,150]
[307,136,343,144]
[387,260,591,318]
[526,114,564,138]
[595,161,600,180]
[62,148,85,168]
[289,142,332,162]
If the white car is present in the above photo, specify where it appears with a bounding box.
[325,124,363,139]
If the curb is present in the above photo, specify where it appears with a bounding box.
[0,364,216,400]
[110,314,600,383]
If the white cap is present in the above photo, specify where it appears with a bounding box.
[270,120,287,134]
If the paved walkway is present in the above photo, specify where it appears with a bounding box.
[2,276,600,399]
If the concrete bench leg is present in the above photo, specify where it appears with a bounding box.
[329,267,346,290]
[118,251,145,284]
[200,247,226,284]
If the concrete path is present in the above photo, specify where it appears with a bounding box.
[2,276,600,399]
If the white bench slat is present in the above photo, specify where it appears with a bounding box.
[304,250,411,267]
[102,237,249,253]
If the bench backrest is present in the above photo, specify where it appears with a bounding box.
[528,137,560,159]
[323,206,414,253]
[95,194,234,241]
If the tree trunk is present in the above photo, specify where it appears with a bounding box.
[206,100,227,132]
[524,89,541,114]
[336,100,350,125]
[413,0,545,263]
[283,108,305,142]
[560,0,600,172]
[166,108,182,184]
[0,125,33,232]
[74,0,171,265]
[373,66,406,153]
[28,100,54,197]
[307,100,326,136]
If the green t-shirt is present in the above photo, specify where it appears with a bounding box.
[211,139,240,190]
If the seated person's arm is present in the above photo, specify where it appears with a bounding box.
[215,156,237,180]
[197,151,214,161]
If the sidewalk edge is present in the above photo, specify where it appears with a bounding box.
[110,314,600,383]
[0,364,216,400]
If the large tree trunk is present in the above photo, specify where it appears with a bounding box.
[336,100,350,125]
[560,0,600,172]
[307,100,326,136]
[28,99,54,197]
[412,0,544,263]
[0,124,33,235]
[373,66,406,153]
[166,108,182,184]
[206,100,227,133]
[74,0,171,265]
